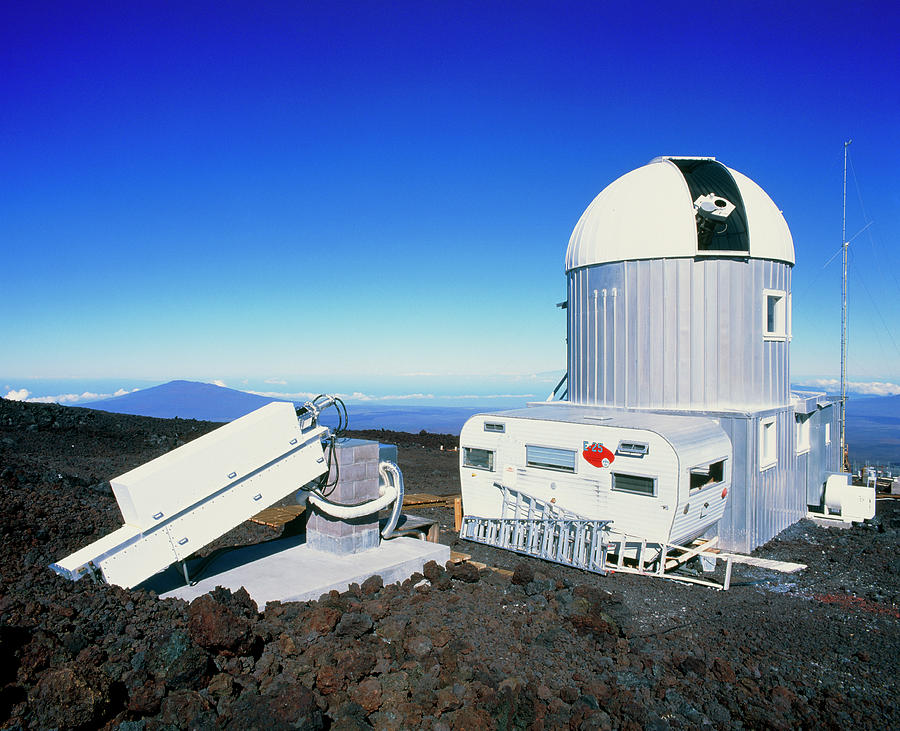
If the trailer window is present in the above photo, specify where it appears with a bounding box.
[526,445,576,473]
[484,422,505,433]
[690,459,725,491]
[611,473,656,497]
[463,447,494,471]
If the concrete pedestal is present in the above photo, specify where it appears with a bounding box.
[307,438,381,555]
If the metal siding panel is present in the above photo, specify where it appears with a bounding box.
[806,410,824,506]
[676,260,692,404]
[715,415,752,553]
[730,262,746,404]
[626,264,637,407]
[567,273,575,400]
[588,283,596,405]
[717,263,729,406]
[581,270,589,403]
[574,271,587,401]
[735,417,752,553]
[752,261,763,404]
[650,260,665,408]
[629,262,641,407]
[662,261,675,408]
[829,405,841,471]
[691,263,705,405]
[637,261,649,408]
[703,261,716,407]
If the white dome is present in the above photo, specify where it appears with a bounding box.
[565,157,795,271]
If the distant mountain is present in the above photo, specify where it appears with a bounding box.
[80,380,292,422]
[343,406,485,433]
[77,380,489,431]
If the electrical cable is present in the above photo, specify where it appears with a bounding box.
[295,395,351,497]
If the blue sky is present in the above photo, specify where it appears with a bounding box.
[3,1,899,404]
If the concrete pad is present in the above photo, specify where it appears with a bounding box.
[159,536,449,607]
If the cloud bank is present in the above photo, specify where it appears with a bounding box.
[2,388,138,404]
[248,390,536,402]
[796,379,900,396]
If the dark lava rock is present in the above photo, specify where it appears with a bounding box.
[27,663,112,729]
[404,634,433,659]
[159,688,216,728]
[224,680,323,730]
[127,679,165,715]
[148,629,212,688]
[511,562,535,586]
[335,646,376,682]
[349,676,382,713]
[360,574,383,595]
[306,605,342,634]
[448,561,480,583]
[422,560,445,583]
[678,656,707,677]
[189,592,256,655]
[712,657,736,683]
[335,612,373,638]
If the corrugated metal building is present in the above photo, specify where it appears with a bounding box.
[562,157,839,553]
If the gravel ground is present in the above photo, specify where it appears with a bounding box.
[1,399,897,729]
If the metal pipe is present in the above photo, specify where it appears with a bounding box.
[378,461,405,539]
[308,480,399,520]
[840,139,852,466]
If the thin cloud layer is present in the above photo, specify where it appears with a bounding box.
[797,379,900,396]
[3,388,138,404]
[248,389,536,402]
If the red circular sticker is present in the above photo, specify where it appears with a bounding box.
[583,443,615,469]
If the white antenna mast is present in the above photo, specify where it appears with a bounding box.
[840,139,852,468]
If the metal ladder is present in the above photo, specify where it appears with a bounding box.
[459,484,733,589]
[459,484,613,574]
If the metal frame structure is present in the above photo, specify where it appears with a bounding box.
[460,485,733,590]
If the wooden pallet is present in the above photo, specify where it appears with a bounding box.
[449,550,513,578]
[250,505,306,528]
[403,492,460,508]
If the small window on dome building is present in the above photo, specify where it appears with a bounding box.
[763,289,788,340]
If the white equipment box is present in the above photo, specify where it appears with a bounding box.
[51,402,328,588]
[824,472,876,523]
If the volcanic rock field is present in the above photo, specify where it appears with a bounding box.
[0,399,897,729]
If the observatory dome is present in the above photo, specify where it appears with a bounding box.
[565,157,794,271]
